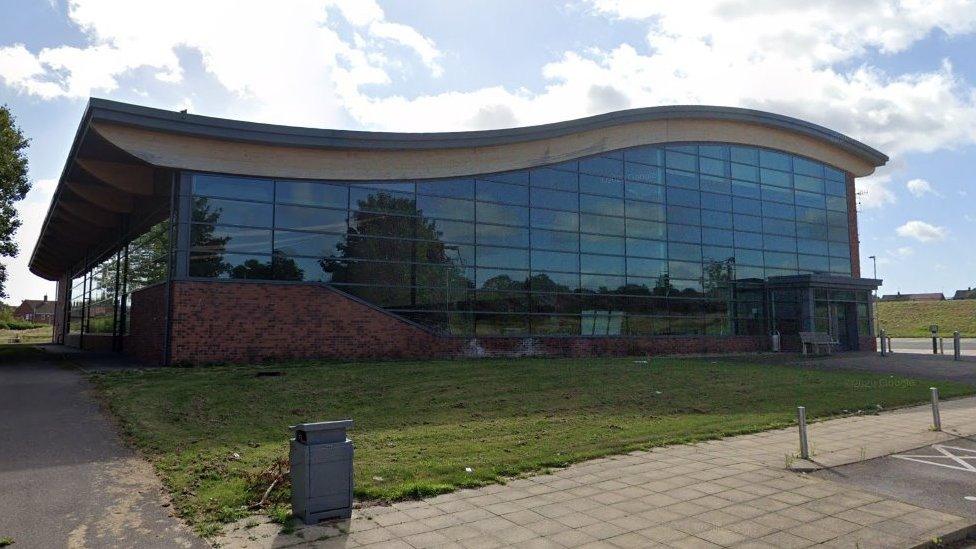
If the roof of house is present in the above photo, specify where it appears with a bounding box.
[28,98,890,281]
[880,293,946,301]
[953,289,976,300]
[18,300,56,315]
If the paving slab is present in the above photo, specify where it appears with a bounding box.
[216,395,976,548]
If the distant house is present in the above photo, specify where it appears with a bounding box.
[12,296,56,324]
[953,288,976,300]
[880,292,946,302]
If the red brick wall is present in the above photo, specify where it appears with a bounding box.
[858,335,877,352]
[847,173,861,278]
[125,282,169,364]
[159,280,766,366]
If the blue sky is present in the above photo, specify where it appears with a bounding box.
[1,0,975,303]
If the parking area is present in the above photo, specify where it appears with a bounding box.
[881,337,976,357]
[813,436,976,519]
[781,351,976,386]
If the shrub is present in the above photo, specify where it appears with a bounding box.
[0,320,42,330]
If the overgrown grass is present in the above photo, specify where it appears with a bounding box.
[0,326,51,344]
[90,356,975,533]
[877,300,976,337]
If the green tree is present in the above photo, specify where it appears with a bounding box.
[0,105,30,298]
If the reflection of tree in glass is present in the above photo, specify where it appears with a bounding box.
[322,192,472,306]
[229,250,303,280]
[188,198,230,278]
[703,258,734,297]
[128,219,172,287]
[654,273,674,296]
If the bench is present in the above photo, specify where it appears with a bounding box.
[799,332,838,356]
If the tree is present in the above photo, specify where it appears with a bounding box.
[0,105,30,298]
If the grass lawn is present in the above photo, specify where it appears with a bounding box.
[877,300,976,337]
[91,356,975,533]
[0,326,52,344]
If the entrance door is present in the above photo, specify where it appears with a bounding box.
[828,302,859,351]
[829,303,848,350]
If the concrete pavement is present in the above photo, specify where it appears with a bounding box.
[0,350,204,549]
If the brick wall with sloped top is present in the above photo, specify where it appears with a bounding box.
[157,280,765,365]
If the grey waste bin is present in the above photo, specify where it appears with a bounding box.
[290,420,354,524]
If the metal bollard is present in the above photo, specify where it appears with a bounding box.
[888,336,894,354]
[930,388,941,431]
[940,337,945,355]
[797,406,810,459]
[880,329,887,356]
[933,336,939,355]
[955,331,962,361]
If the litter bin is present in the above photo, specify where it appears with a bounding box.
[290,420,354,524]
[771,330,781,352]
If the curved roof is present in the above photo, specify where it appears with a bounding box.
[88,99,887,164]
[29,98,888,280]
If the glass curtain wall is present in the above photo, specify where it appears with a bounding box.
[185,142,852,337]
[66,217,171,339]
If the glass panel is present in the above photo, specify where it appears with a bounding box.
[479,202,529,226]
[276,180,348,207]
[477,224,529,247]
[476,180,529,205]
[579,174,624,196]
[275,205,348,232]
[193,197,273,227]
[531,229,578,252]
[531,168,577,191]
[193,174,273,202]
[581,234,625,255]
[624,146,664,166]
[417,195,475,221]
[580,194,624,216]
[416,179,475,199]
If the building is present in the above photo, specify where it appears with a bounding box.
[30,99,885,365]
[12,296,56,324]
[953,288,976,300]
[880,292,946,302]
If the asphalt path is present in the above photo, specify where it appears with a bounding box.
[813,436,976,519]
[0,352,204,548]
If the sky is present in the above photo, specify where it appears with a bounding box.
[1,0,975,304]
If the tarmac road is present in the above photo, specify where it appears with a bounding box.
[813,436,976,519]
[0,352,204,549]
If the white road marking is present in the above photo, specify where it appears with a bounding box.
[892,445,976,473]
[965,496,976,501]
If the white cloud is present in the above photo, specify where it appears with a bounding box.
[0,0,443,126]
[856,171,897,209]
[906,178,940,197]
[343,1,976,154]
[896,220,949,242]
[1,0,974,158]
[891,246,915,259]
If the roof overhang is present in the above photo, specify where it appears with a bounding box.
[768,274,883,290]
[30,98,889,281]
